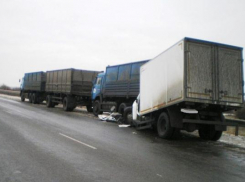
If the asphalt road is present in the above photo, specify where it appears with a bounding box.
[0,96,245,182]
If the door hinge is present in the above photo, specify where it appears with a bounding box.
[220,90,228,96]
[205,89,212,93]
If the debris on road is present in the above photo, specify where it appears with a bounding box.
[98,113,122,123]
[118,125,130,128]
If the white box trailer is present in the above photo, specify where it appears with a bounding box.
[129,37,244,140]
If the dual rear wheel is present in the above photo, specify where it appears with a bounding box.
[27,93,42,104]
[32,93,38,104]
[46,95,55,108]
[157,112,222,141]
[63,96,76,111]
[46,95,76,111]
[198,125,223,141]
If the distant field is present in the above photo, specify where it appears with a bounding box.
[0,89,19,96]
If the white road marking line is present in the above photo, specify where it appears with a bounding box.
[59,133,97,150]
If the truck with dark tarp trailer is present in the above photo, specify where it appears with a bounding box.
[124,37,244,141]
[91,60,149,116]
[45,68,101,111]
[20,71,46,104]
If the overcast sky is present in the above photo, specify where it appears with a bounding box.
[0,0,245,87]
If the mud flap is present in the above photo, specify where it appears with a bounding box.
[167,106,183,128]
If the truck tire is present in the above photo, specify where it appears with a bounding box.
[123,107,132,125]
[93,100,102,116]
[63,97,69,111]
[63,96,75,111]
[212,130,223,141]
[46,95,54,108]
[21,92,25,102]
[198,125,223,141]
[157,112,174,139]
[118,103,127,115]
[28,94,32,103]
[86,105,93,113]
[32,93,37,104]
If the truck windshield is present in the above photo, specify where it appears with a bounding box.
[131,63,144,79]
[96,77,102,85]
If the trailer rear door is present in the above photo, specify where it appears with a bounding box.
[186,41,213,100]
[217,47,243,103]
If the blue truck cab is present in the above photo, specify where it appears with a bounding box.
[20,78,24,91]
[92,72,104,101]
[91,60,149,116]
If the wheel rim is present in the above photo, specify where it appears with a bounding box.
[160,117,167,133]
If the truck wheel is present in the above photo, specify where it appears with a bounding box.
[198,125,222,141]
[32,93,37,104]
[157,112,174,139]
[86,105,93,113]
[46,95,54,108]
[28,94,32,103]
[118,103,127,115]
[93,100,102,116]
[123,107,132,125]
[21,93,25,102]
[212,131,223,141]
[35,94,40,104]
[63,96,76,111]
[63,97,73,111]
[63,97,69,111]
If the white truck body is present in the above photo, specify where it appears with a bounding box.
[139,38,243,116]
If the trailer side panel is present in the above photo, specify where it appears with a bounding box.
[140,41,184,115]
[46,69,99,96]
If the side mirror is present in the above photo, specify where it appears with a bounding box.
[19,79,21,83]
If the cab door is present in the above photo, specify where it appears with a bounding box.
[92,75,103,100]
